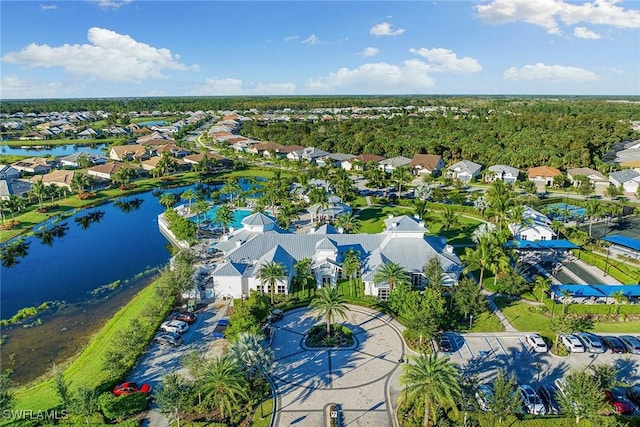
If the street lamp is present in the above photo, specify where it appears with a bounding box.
[469,314,474,329]
[604,243,611,277]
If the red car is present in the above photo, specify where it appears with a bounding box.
[171,312,197,324]
[113,381,152,396]
[605,388,636,415]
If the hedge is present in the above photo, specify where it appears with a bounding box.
[98,392,148,422]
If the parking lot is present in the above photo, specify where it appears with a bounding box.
[442,332,640,391]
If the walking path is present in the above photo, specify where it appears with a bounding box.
[481,291,517,332]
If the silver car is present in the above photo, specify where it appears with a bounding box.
[576,332,606,353]
[519,385,547,415]
[619,335,640,354]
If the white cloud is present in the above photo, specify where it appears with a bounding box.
[2,27,197,83]
[39,4,58,11]
[503,63,599,81]
[306,60,435,93]
[476,0,640,34]
[284,35,299,42]
[574,26,601,39]
[361,47,379,57]
[302,34,321,45]
[198,78,296,95]
[89,0,133,10]
[369,22,405,36]
[0,76,79,99]
[409,47,482,73]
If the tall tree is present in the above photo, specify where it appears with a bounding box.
[159,192,177,210]
[29,179,47,208]
[334,211,361,234]
[341,249,361,296]
[309,287,350,337]
[557,371,605,424]
[228,332,274,389]
[439,205,459,232]
[488,370,522,425]
[155,373,195,427]
[196,356,249,421]
[373,261,409,294]
[423,256,443,288]
[584,199,601,238]
[259,261,287,305]
[214,204,235,234]
[294,257,313,297]
[181,188,197,211]
[461,236,497,286]
[453,277,487,320]
[400,353,461,427]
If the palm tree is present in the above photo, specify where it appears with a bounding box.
[611,290,627,314]
[489,247,511,288]
[197,356,248,421]
[461,236,496,286]
[221,178,242,206]
[294,257,313,297]
[373,261,409,294]
[533,276,551,303]
[392,165,413,193]
[114,166,137,187]
[192,199,210,226]
[29,179,47,209]
[584,199,600,238]
[439,205,459,231]
[181,188,197,211]
[227,332,274,388]
[400,353,461,427]
[159,192,177,210]
[334,212,361,234]
[341,249,361,296]
[259,261,287,305]
[5,195,26,218]
[71,173,89,193]
[309,287,350,337]
[276,202,298,230]
[214,204,235,234]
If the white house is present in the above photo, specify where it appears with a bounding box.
[410,154,445,176]
[486,165,520,184]
[378,156,412,173]
[609,170,640,194]
[508,206,556,241]
[567,167,608,189]
[447,160,483,183]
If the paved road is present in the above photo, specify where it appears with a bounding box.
[270,305,407,427]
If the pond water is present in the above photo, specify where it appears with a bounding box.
[0,144,107,157]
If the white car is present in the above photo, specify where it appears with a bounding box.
[560,334,585,353]
[519,385,547,415]
[475,384,494,411]
[525,333,548,353]
[161,320,189,334]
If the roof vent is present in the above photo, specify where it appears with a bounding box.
[392,222,398,228]
[337,227,344,234]
[444,244,454,254]
[388,214,394,219]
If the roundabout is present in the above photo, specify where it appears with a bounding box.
[269,305,407,426]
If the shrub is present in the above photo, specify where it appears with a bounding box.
[77,192,97,200]
[98,391,148,421]
[305,324,353,347]
[402,329,434,353]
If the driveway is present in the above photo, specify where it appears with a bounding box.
[270,305,407,427]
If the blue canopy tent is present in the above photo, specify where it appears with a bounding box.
[601,235,640,251]
[551,284,640,302]
[591,285,640,297]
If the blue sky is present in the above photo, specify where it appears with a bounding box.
[1,0,639,99]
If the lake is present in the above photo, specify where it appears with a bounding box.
[0,144,107,157]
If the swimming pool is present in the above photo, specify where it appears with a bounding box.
[200,206,252,229]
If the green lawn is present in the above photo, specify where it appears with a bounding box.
[12,279,167,411]
[356,205,414,233]
[468,310,505,333]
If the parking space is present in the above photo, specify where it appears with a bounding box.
[441,333,640,390]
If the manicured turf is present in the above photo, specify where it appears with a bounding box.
[468,310,505,333]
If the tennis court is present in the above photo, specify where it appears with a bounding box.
[586,215,640,240]
[543,203,587,222]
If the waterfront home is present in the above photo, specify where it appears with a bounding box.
[77,128,98,139]
[528,166,561,187]
[508,206,556,241]
[379,156,412,173]
[109,145,150,162]
[137,131,175,145]
[410,154,445,176]
[207,212,462,301]
[566,167,609,190]
[183,152,234,171]
[0,179,32,200]
[31,169,76,192]
[0,165,20,180]
[87,161,140,182]
[11,157,53,175]
[58,152,107,168]
[447,160,483,183]
[609,170,640,194]
[341,154,385,171]
[154,143,191,158]
[486,165,520,184]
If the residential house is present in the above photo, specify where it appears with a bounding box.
[183,152,234,170]
[31,170,76,192]
[528,166,562,187]
[447,160,483,183]
[11,157,53,175]
[317,153,355,168]
[0,165,20,180]
[77,128,98,139]
[205,212,462,301]
[155,144,191,158]
[486,165,520,184]
[286,147,330,163]
[378,156,412,173]
[609,170,640,194]
[87,162,139,181]
[58,152,107,168]
[136,132,175,145]
[109,145,150,162]
[341,154,385,171]
[0,179,32,200]
[566,167,609,190]
[246,141,284,157]
[508,206,556,241]
[410,154,445,176]
[273,145,305,159]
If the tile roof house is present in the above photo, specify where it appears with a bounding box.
[109,144,150,161]
[609,170,640,194]
[183,152,234,171]
[447,160,483,183]
[378,156,412,173]
[246,141,284,157]
[566,167,608,188]
[0,179,32,200]
[207,213,462,300]
[31,169,76,192]
[410,154,445,176]
[11,157,53,175]
[77,128,98,139]
[87,161,139,181]
[528,166,562,187]
[486,165,520,184]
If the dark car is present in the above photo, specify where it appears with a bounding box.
[605,387,636,415]
[602,336,627,353]
[619,335,640,355]
[626,385,640,407]
[438,335,453,353]
[155,331,183,347]
[537,384,560,415]
[113,381,152,396]
[171,312,197,324]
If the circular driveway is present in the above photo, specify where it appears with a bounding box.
[270,305,406,426]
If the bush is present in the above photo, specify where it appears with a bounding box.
[98,391,148,421]
[305,324,353,347]
[402,329,434,353]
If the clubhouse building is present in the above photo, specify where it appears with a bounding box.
[207,212,463,300]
